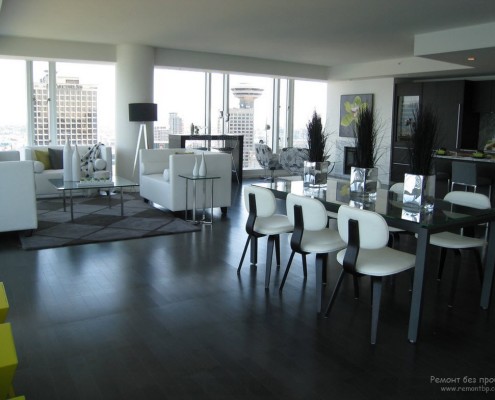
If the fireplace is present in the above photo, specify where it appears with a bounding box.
[344,146,357,175]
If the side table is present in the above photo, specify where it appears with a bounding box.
[179,174,220,224]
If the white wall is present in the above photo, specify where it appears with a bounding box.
[326,78,395,185]
[115,44,155,180]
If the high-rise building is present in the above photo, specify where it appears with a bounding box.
[33,75,98,145]
[168,112,184,135]
[229,84,263,168]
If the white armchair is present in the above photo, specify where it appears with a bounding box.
[139,148,232,213]
[0,151,20,162]
[0,161,38,234]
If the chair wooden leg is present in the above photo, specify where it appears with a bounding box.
[448,249,462,308]
[315,253,326,314]
[472,248,484,283]
[324,269,345,317]
[437,247,447,281]
[279,251,296,291]
[274,235,281,268]
[302,254,307,278]
[353,276,360,299]
[250,237,258,265]
[237,236,251,273]
[322,253,328,285]
[371,276,383,345]
[265,235,276,289]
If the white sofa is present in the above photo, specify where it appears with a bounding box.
[0,151,20,162]
[139,148,232,213]
[0,161,38,233]
[22,145,112,197]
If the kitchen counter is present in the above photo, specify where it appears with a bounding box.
[434,152,495,163]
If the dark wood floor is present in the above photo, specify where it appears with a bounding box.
[1,179,494,400]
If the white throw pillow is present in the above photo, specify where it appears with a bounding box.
[33,160,45,173]
[93,158,107,171]
[163,169,170,182]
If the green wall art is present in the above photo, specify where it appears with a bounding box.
[339,94,373,137]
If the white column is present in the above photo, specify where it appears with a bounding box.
[115,44,154,180]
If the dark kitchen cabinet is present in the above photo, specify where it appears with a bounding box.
[471,81,495,113]
[421,80,465,150]
[390,80,480,182]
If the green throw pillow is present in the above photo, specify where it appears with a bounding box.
[34,150,52,170]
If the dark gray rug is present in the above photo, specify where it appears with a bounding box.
[19,192,200,250]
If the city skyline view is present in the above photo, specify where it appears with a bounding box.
[1,59,326,170]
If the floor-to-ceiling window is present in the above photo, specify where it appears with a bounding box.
[228,74,274,169]
[154,68,206,148]
[0,59,28,151]
[153,66,327,172]
[293,80,327,149]
[55,62,115,147]
[0,58,116,149]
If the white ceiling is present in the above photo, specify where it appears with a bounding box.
[1,0,495,78]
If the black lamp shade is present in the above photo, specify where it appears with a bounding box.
[129,103,157,122]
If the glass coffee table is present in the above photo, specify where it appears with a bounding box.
[49,177,139,222]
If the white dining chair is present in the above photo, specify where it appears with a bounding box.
[429,191,491,307]
[237,186,293,289]
[387,182,407,248]
[280,193,346,314]
[324,205,416,344]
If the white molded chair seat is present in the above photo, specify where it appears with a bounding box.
[429,231,485,249]
[324,205,415,344]
[237,186,293,289]
[336,248,415,277]
[254,214,294,235]
[280,194,346,314]
[429,191,490,307]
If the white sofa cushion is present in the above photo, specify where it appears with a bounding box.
[33,160,45,173]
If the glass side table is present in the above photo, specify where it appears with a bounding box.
[178,174,220,224]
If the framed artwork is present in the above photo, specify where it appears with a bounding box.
[339,94,373,137]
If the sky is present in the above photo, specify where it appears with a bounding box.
[1,59,326,136]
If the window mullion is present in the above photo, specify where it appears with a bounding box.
[287,79,295,147]
[48,61,57,144]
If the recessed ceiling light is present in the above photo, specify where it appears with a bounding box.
[467,56,476,61]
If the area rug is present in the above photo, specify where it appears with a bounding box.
[19,192,200,250]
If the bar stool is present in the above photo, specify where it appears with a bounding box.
[210,136,240,184]
[450,161,492,200]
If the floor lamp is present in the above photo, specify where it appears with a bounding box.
[129,103,157,176]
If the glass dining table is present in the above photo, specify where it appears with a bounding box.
[254,178,495,343]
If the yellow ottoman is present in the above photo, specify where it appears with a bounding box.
[0,283,8,323]
[0,323,18,400]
